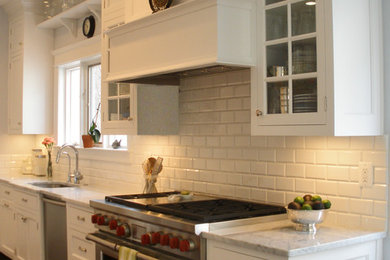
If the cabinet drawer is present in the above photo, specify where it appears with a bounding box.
[13,190,38,210]
[67,204,95,232]
[0,184,14,201]
[68,229,95,260]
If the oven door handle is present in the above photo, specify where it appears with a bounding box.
[85,234,159,260]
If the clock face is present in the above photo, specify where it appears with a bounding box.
[83,16,95,38]
[84,19,90,33]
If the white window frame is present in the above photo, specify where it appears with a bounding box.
[56,56,127,150]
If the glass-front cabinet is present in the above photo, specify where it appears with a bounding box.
[107,83,132,122]
[101,82,179,135]
[254,0,326,127]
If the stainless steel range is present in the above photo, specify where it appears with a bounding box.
[86,191,286,260]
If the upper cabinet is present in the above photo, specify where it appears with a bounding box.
[7,12,53,134]
[101,83,179,135]
[251,0,383,136]
[102,0,150,31]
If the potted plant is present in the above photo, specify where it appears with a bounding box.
[82,103,101,148]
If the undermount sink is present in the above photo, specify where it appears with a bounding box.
[29,182,77,188]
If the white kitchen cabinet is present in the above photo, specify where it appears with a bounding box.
[67,203,96,260]
[101,83,179,135]
[102,0,150,31]
[251,0,383,136]
[0,184,43,260]
[0,199,15,258]
[14,212,41,260]
[207,239,383,260]
[7,12,53,134]
[9,18,23,57]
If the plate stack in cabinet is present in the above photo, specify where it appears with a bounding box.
[67,203,97,260]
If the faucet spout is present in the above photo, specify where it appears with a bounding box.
[56,144,82,184]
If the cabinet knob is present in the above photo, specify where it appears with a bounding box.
[77,216,85,222]
[17,122,21,126]
[3,203,9,208]
[22,198,28,203]
[78,246,87,253]
[4,190,10,195]
[256,110,263,116]
[21,216,27,222]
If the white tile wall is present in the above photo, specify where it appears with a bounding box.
[4,69,387,231]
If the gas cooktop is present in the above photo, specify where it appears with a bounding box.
[105,192,286,223]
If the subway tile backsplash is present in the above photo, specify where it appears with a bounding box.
[0,69,388,231]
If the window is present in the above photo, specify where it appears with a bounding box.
[57,59,127,148]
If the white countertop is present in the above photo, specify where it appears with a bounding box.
[1,174,387,257]
[201,219,386,257]
[0,174,109,207]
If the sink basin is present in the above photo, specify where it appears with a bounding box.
[29,182,77,188]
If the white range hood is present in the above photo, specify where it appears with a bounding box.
[104,0,257,82]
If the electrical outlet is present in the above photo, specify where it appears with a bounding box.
[358,162,373,187]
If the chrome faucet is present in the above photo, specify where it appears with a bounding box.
[56,144,83,184]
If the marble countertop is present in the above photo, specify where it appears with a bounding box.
[0,174,110,207]
[201,219,386,257]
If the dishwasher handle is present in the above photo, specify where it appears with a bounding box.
[86,234,158,260]
[42,197,66,207]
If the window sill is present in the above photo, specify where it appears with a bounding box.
[54,145,129,163]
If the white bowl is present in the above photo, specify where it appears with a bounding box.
[286,207,328,233]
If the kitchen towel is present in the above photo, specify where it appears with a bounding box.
[118,246,138,260]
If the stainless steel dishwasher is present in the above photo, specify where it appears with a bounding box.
[42,196,67,260]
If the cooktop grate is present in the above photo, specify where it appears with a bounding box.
[149,199,286,222]
[105,193,286,223]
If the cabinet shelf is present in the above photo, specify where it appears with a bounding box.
[37,0,101,30]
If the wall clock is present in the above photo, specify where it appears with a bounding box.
[149,0,173,13]
[82,15,95,38]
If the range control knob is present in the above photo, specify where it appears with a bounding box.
[151,232,162,244]
[97,215,109,225]
[141,233,152,245]
[109,219,120,230]
[179,239,196,252]
[169,237,180,249]
[116,224,131,237]
[91,214,100,224]
[160,234,170,246]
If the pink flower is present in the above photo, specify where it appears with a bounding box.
[42,137,55,151]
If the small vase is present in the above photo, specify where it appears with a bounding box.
[47,150,53,179]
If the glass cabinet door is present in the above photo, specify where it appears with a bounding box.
[107,83,132,121]
[263,0,318,116]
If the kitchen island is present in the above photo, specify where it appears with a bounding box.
[203,219,385,260]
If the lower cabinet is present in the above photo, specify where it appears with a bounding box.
[67,203,96,260]
[14,212,41,260]
[0,200,16,258]
[207,239,383,260]
[0,184,43,260]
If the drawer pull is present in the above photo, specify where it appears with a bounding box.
[21,216,27,222]
[78,246,87,253]
[77,216,85,222]
[22,198,28,203]
[4,191,10,195]
[3,203,9,208]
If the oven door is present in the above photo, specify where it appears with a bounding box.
[86,232,188,260]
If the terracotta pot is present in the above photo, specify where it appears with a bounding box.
[82,135,94,148]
